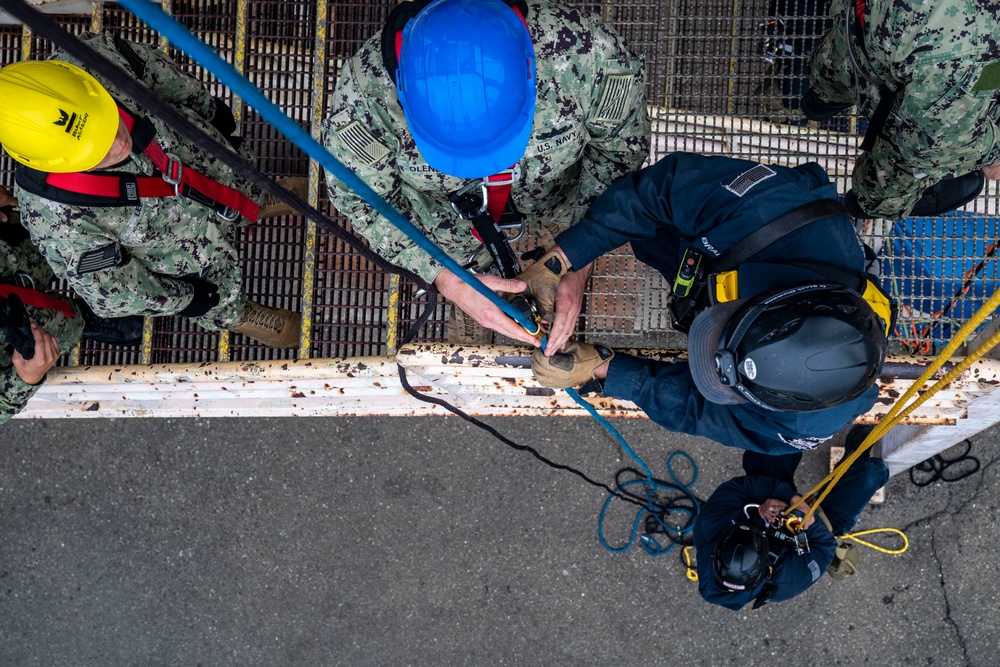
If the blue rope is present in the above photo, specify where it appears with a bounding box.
[116,0,539,337]
[597,451,701,557]
[565,386,653,480]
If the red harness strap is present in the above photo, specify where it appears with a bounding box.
[45,107,260,222]
[0,285,75,317]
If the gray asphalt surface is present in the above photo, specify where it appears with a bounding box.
[1,415,996,666]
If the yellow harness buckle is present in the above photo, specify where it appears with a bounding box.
[714,270,740,304]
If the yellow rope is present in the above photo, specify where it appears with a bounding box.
[787,288,1000,528]
[841,528,909,555]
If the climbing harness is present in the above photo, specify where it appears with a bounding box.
[7,0,434,310]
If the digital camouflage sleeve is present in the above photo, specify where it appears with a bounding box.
[15,32,257,331]
[0,231,84,424]
[321,0,651,283]
[809,0,1000,219]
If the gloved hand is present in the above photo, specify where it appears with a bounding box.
[531,341,614,388]
[517,248,569,321]
[177,278,221,318]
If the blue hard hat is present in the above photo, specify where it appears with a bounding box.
[396,0,536,178]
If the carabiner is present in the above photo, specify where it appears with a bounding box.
[449,180,488,219]
[216,206,241,222]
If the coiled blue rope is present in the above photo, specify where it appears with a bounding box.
[597,451,701,556]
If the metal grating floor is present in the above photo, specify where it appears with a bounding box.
[1,0,997,365]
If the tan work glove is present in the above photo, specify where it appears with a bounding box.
[518,249,570,322]
[531,341,614,388]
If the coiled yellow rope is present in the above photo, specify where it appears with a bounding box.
[841,528,909,555]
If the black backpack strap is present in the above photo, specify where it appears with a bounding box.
[714,199,851,272]
[669,198,854,333]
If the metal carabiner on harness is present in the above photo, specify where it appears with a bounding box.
[161,153,184,197]
[10,272,36,290]
[449,180,488,220]
[216,206,241,222]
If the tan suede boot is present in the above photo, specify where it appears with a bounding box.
[258,177,309,219]
[231,300,301,348]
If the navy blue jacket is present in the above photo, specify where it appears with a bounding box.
[692,475,838,610]
[555,153,879,454]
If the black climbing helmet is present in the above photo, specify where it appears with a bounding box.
[712,523,770,591]
[713,283,887,412]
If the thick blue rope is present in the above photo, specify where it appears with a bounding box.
[118,0,663,497]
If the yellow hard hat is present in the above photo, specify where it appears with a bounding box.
[0,60,118,173]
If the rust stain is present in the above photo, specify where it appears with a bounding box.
[291,392,305,398]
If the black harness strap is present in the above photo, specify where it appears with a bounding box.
[714,199,850,271]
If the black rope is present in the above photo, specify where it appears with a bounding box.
[909,439,981,486]
[399,292,439,347]
[397,364,652,509]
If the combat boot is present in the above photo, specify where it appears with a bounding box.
[259,177,309,219]
[78,300,144,346]
[799,89,853,122]
[230,299,301,348]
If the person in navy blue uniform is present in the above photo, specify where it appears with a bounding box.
[693,445,889,610]
[522,152,892,455]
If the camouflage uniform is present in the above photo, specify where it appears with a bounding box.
[15,33,262,330]
[809,0,1000,219]
[321,0,651,283]
[0,227,84,423]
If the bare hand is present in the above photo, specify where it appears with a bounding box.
[758,498,788,524]
[982,163,1000,180]
[543,261,592,356]
[12,320,61,385]
[434,269,540,347]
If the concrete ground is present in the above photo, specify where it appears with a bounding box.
[0,415,996,666]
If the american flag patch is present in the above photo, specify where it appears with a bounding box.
[725,164,777,197]
[594,74,633,123]
[336,120,390,167]
[76,243,122,274]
